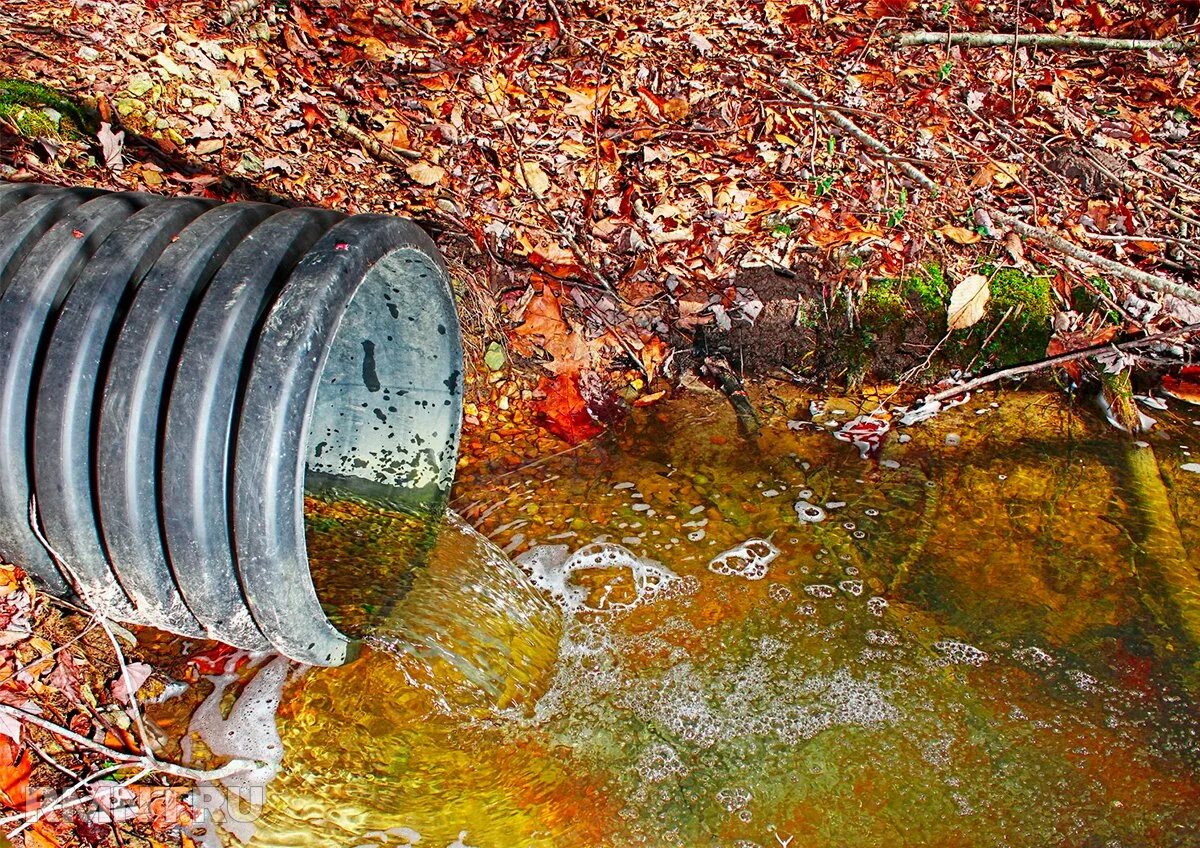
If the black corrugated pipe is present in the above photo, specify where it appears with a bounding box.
[0,182,463,666]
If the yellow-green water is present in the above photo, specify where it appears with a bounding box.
[231,389,1200,847]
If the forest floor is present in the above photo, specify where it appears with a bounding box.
[1,0,1199,440]
[0,2,1198,844]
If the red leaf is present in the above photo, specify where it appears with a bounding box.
[0,736,32,811]
[1162,366,1200,406]
[535,373,605,444]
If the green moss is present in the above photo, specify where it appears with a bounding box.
[0,79,93,139]
[961,266,1054,368]
[908,263,949,313]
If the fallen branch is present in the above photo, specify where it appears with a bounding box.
[702,357,762,437]
[898,31,1194,52]
[328,106,422,165]
[0,704,260,784]
[924,322,1200,404]
[772,76,939,194]
[988,208,1200,307]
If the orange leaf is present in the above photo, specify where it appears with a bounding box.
[865,0,916,18]
[535,374,605,443]
[936,224,981,245]
[0,737,31,811]
[1163,366,1200,406]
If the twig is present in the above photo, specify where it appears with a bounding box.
[988,208,1200,307]
[924,322,1200,404]
[772,75,938,194]
[0,704,260,783]
[701,356,762,437]
[898,31,1194,52]
[28,498,153,758]
[328,106,422,164]
[0,36,65,64]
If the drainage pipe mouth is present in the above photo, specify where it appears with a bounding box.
[0,183,463,666]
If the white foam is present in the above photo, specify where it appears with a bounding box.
[794,501,827,523]
[516,542,682,617]
[707,539,779,581]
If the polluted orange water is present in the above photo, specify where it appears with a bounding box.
[208,388,1200,847]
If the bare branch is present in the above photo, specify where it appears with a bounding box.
[899,31,1194,52]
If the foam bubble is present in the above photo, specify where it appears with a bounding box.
[933,640,990,667]
[707,539,779,581]
[516,542,683,617]
[794,501,827,523]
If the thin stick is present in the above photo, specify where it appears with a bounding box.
[924,322,1200,404]
[328,106,422,164]
[773,76,938,194]
[989,208,1200,307]
[899,31,1194,52]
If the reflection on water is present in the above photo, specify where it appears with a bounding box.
[254,389,1200,847]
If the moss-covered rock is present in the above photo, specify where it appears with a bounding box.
[953,266,1054,369]
[0,79,92,139]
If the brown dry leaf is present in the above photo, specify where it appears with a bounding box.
[947,274,990,331]
[970,161,1021,189]
[663,97,689,121]
[406,161,445,186]
[937,224,981,245]
[511,287,588,372]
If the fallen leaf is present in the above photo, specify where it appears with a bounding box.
[97,122,125,172]
[112,662,153,704]
[0,737,31,810]
[521,162,551,198]
[936,224,981,245]
[947,274,990,331]
[535,373,604,443]
[662,97,689,121]
[1162,366,1200,406]
[406,161,446,186]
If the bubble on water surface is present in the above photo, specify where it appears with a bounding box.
[1011,645,1056,668]
[636,743,686,783]
[933,640,990,667]
[517,542,684,617]
[716,786,752,813]
[867,629,900,646]
[708,539,780,580]
[794,501,827,523]
[805,584,836,598]
[867,596,888,616]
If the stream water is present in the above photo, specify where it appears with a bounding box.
[177,387,1200,848]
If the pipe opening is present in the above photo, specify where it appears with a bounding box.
[302,247,463,637]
